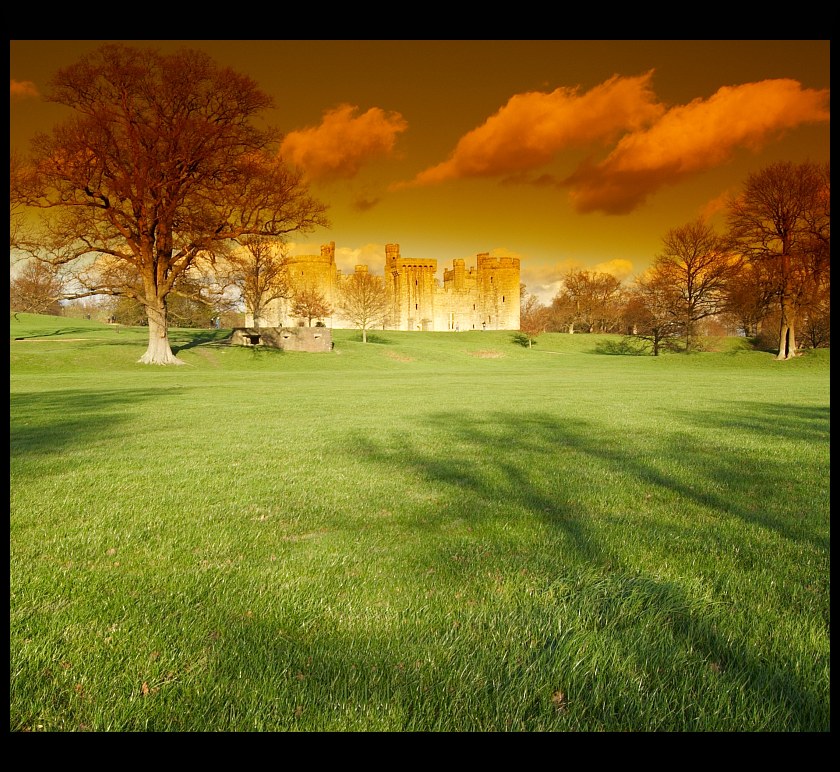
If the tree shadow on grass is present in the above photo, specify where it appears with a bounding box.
[12,394,827,730]
[595,337,650,356]
[334,403,829,730]
[344,332,392,344]
[170,329,234,353]
[12,326,100,340]
[9,387,179,462]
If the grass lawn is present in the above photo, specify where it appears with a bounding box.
[9,314,830,731]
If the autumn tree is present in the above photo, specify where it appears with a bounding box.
[518,290,548,347]
[719,260,777,338]
[10,258,64,316]
[10,43,328,365]
[550,269,624,333]
[86,265,221,327]
[292,286,333,327]
[223,235,291,330]
[726,161,830,360]
[798,280,830,349]
[648,218,740,352]
[547,291,576,334]
[107,295,149,327]
[623,270,682,356]
[337,270,389,342]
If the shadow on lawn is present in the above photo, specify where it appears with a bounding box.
[170,329,233,353]
[9,387,177,462]
[334,401,829,730]
[12,326,99,340]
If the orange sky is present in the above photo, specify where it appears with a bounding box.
[10,40,830,302]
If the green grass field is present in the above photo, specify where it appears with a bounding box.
[10,314,830,732]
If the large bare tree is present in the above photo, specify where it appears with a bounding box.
[10,43,328,364]
[726,161,829,360]
[648,218,740,352]
[337,271,389,342]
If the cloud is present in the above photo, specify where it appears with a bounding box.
[333,243,387,275]
[394,72,664,189]
[279,104,408,183]
[699,189,736,222]
[565,79,830,214]
[351,194,381,213]
[519,259,580,302]
[593,258,633,281]
[10,79,39,99]
[521,257,634,304]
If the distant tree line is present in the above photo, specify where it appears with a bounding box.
[520,160,830,358]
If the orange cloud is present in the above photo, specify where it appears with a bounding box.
[10,79,39,99]
[279,104,408,183]
[565,79,830,214]
[395,72,665,188]
[699,189,736,222]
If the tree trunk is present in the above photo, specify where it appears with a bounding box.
[684,319,695,353]
[362,327,368,343]
[776,294,798,360]
[138,299,183,365]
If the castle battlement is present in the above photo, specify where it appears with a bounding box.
[248,241,520,332]
[287,253,336,267]
[476,254,521,270]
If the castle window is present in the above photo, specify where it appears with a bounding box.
[415,279,418,286]
[415,303,418,310]
[502,295,505,302]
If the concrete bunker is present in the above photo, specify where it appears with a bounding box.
[230,327,333,352]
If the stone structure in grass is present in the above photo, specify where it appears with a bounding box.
[229,326,332,352]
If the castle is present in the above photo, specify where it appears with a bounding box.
[247,242,521,332]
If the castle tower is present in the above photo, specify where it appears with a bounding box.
[385,243,439,330]
[476,254,520,330]
[254,241,339,327]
